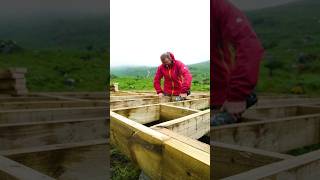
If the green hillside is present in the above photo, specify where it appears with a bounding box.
[111,66,156,77]
[247,0,320,95]
[0,50,109,92]
[111,61,209,77]
[0,14,109,92]
[110,61,210,91]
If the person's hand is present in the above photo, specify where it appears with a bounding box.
[158,93,164,97]
[222,101,246,119]
[180,93,187,98]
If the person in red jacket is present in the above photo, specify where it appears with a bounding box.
[211,0,264,123]
[154,52,192,100]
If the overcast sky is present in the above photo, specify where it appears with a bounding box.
[110,0,210,67]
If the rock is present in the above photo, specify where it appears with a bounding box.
[64,78,76,87]
[0,40,22,54]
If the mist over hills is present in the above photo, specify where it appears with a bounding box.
[0,0,109,50]
[230,0,299,10]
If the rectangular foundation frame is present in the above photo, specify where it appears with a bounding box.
[0,92,109,179]
[110,92,211,179]
[2,91,319,179]
[211,97,320,179]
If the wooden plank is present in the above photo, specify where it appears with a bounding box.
[244,105,320,120]
[29,92,107,101]
[162,137,210,180]
[211,113,320,153]
[0,118,107,150]
[160,104,199,121]
[153,109,210,139]
[188,94,210,99]
[163,98,209,110]
[0,96,60,103]
[0,139,108,156]
[110,112,210,180]
[112,104,198,125]
[223,149,320,180]
[110,95,158,101]
[0,100,106,110]
[111,98,159,110]
[110,91,145,96]
[112,105,160,124]
[257,98,320,107]
[0,155,54,180]
[1,140,109,180]
[298,105,320,114]
[153,127,209,153]
[243,105,298,120]
[0,92,106,102]
[32,92,106,97]
[36,93,92,102]
[211,141,292,179]
[0,107,107,124]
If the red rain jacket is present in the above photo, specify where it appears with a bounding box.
[211,0,264,106]
[154,53,192,96]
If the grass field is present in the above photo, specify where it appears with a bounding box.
[111,145,140,180]
[0,49,109,92]
[0,14,109,92]
[248,0,320,95]
[111,61,210,92]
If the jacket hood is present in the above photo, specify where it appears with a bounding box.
[161,52,177,68]
[168,52,176,61]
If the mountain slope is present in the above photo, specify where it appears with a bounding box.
[0,14,109,50]
[246,0,320,94]
[111,61,209,78]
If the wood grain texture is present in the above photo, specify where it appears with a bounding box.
[111,112,209,180]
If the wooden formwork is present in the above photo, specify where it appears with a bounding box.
[0,92,109,180]
[110,91,210,179]
[211,97,320,180]
[4,91,318,179]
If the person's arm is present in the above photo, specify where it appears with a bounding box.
[179,62,192,94]
[153,66,163,94]
[221,0,264,102]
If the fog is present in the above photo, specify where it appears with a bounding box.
[230,0,299,10]
[0,0,108,18]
